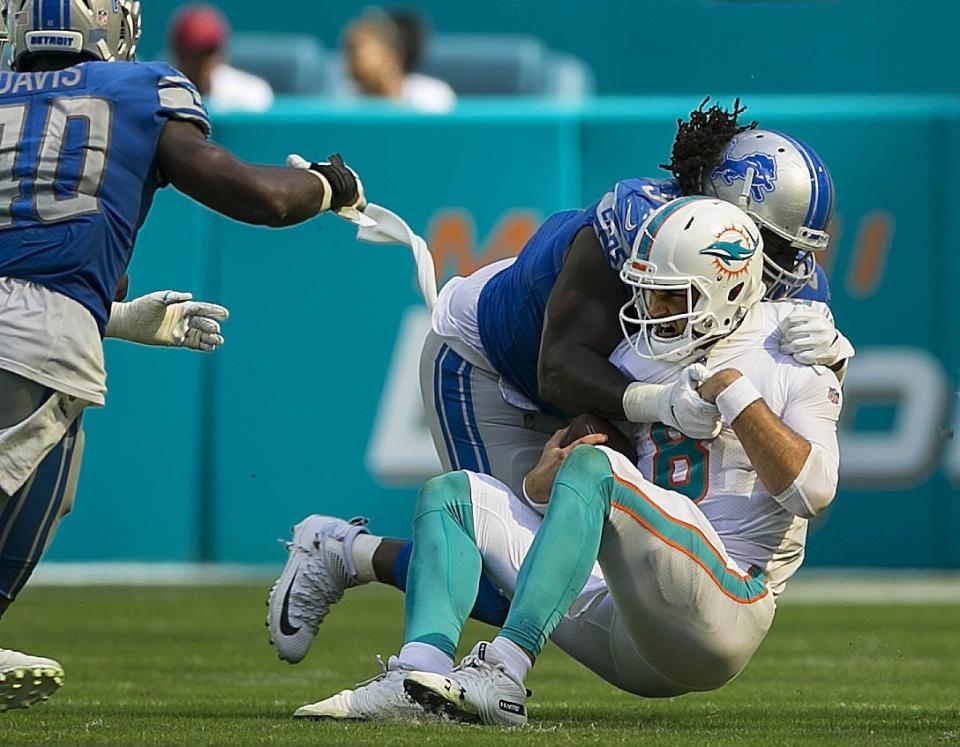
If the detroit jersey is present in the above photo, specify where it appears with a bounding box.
[0,61,210,334]
[477,178,682,412]
[609,301,842,596]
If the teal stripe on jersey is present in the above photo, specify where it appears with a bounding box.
[610,474,768,603]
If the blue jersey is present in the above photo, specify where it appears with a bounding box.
[476,177,832,414]
[477,178,682,412]
[0,61,210,334]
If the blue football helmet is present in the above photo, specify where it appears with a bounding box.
[703,129,834,297]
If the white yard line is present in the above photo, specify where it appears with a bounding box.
[28,564,960,603]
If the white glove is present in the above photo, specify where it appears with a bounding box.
[624,365,722,439]
[779,305,855,366]
[105,291,229,352]
[286,153,376,227]
[661,364,723,440]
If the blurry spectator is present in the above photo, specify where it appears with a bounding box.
[344,8,456,114]
[170,5,274,112]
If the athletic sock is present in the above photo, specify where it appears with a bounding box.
[489,636,532,683]
[350,533,383,584]
[499,446,611,658]
[397,641,454,674]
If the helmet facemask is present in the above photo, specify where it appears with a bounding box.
[619,197,766,363]
[758,226,817,299]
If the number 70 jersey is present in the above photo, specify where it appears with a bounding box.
[0,61,210,334]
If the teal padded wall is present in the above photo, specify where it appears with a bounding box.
[43,97,960,567]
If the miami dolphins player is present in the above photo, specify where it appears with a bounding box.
[293,198,843,723]
[266,101,852,665]
[0,0,367,712]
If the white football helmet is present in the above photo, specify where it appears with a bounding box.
[703,129,834,297]
[620,196,765,362]
[1,0,141,70]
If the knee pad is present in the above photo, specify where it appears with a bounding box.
[414,471,474,529]
[555,445,614,510]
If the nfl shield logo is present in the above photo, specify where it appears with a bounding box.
[827,387,840,405]
[97,8,109,25]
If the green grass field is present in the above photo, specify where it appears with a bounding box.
[2,584,958,745]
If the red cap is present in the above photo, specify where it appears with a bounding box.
[170,5,229,55]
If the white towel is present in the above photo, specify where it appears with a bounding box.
[0,391,86,496]
[356,203,438,310]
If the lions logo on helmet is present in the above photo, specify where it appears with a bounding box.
[619,197,765,362]
[711,147,778,203]
[704,129,835,297]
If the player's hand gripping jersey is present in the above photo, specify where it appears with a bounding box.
[0,62,210,335]
[474,178,830,415]
[610,300,842,596]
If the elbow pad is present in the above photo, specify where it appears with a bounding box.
[773,446,839,519]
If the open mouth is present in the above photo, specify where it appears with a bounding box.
[654,320,682,338]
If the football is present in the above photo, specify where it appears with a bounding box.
[560,413,637,463]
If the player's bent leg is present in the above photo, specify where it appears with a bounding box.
[405,462,610,726]
[0,376,82,711]
[401,472,482,666]
[594,448,776,692]
[294,471,486,721]
[419,330,562,496]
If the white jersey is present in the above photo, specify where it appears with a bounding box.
[610,301,842,595]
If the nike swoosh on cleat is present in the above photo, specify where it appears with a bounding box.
[280,572,301,635]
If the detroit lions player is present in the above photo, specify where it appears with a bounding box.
[266,101,852,666]
[294,198,843,723]
[0,0,367,711]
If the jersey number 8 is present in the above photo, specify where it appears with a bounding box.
[0,96,112,228]
[650,422,710,502]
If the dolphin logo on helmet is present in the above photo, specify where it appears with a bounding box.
[699,238,756,264]
[711,149,778,203]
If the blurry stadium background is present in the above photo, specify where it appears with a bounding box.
[41,0,959,574]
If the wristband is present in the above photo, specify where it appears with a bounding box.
[622,381,669,423]
[521,476,548,517]
[303,168,333,212]
[715,375,762,424]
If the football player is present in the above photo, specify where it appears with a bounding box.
[266,101,852,664]
[0,0,367,711]
[294,198,843,723]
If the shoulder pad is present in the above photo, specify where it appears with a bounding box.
[592,178,682,272]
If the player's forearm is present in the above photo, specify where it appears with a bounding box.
[727,399,811,496]
[538,346,629,419]
[178,153,327,227]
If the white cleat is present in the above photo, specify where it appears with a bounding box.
[293,655,423,721]
[267,514,369,663]
[403,641,529,727]
[0,649,64,713]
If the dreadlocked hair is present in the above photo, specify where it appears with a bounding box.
[660,97,757,196]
